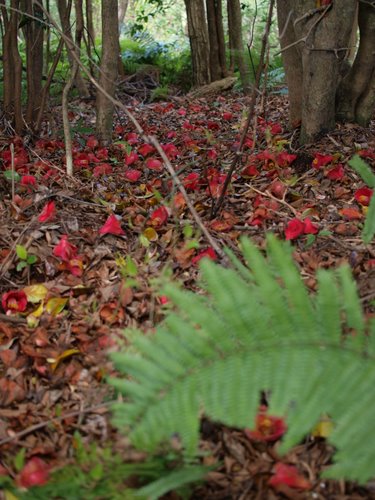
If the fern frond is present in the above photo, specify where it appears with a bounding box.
[110,235,374,483]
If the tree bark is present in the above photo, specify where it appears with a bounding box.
[21,0,44,126]
[96,0,119,144]
[57,0,89,97]
[184,0,210,86]
[206,0,226,81]
[227,0,251,94]
[85,0,95,75]
[277,0,303,127]
[277,0,358,144]
[118,0,128,25]
[336,2,375,127]
[2,0,23,133]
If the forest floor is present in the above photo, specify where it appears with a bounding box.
[0,89,374,499]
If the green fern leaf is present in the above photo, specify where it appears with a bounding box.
[110,235,374,483]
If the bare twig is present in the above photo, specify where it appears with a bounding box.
[275,4,332,56]
[244,184,298,216]
[62,60,79,176]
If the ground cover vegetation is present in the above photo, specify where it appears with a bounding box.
[0,0,374,498]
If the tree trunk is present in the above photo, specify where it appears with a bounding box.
[277,0,303,128]
[117,0,128,77]
[227,0,251,94]
[118,0,128,25]
[277,0,359,144]
[2,0,23,133]
[206,0,226,81]
[336,2,375,127]
[184,0,210,86]
[21,0,44,127]
[57,0,89,97]
[85,0,95,75]
[96,0,119,144]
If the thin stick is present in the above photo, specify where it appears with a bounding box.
[62,60,78,176]
[244,184,298,216]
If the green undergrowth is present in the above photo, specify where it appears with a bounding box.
[110,234,375,487]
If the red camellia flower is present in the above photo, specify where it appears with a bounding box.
[191,247,217,265]
[126,132,139,145]
[146,158,163,172]
[354,186,373,206]
[124,169,142,182]
[125,151,139,166]
[285,217,318,240]
[241,164,259,178]
[183,172,200,191]
[138,143,155,157]
[245,407,287,442]
[326,164,344,180]
[276,152,297,167]
[222,111,233,121]
[269,463,311,490]
[2,290,28,314]
[17,457,49,489]
[207,149,218,160]
[93,163,113,177]
[285,218,305,240]
[162,143,180,159]
[358,148,375,160]
[303,217,319,235]
[73,152,90,167]
[312,153,333,169]
[38,201,56,222]
[96,148,109,161]
[53,235,78,262]
[86,136,99,149]
[150,206,169,227]
[21,175,37,189]
[99,214,125,236]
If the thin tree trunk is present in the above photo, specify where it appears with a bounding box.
[206,0,225,82]
[118,0,128,25]
[184,0,210,86]
[4,0,23,133]
[85,0,95,75]
[227,0,251,94]
[277,0,303,128]
[57,0,89,97]
[96,0,119,144]
[21,0,44,126]
[336,2,375,126]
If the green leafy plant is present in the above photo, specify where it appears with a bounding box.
[110,235,375,484]
[16,244,37,271]
[348,154,375,243]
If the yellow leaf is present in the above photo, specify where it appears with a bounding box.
[26,303,44,328]
[48,348,81,372]
[312,417,334,438]
[143,227,159,242]
[45,297,68,316]
[23,284,48,303]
